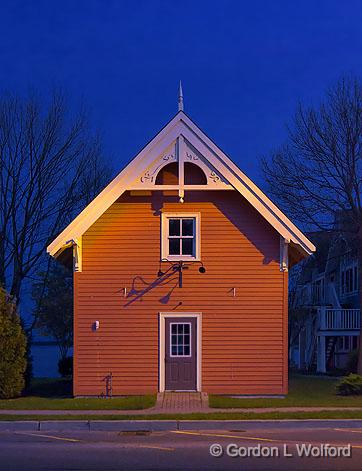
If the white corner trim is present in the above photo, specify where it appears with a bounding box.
[74,237,82,272]
[161,212,201,261]
[159,312,202,392]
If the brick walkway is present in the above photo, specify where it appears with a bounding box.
[156,392,208,413]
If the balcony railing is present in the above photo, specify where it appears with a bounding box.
[318,308,361,330]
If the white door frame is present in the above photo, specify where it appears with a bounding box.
[159,312,202,392]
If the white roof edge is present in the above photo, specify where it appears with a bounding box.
[47,111,316,257]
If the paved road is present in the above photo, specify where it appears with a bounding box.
[1,420,362,470]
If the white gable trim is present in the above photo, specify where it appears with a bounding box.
[47,111,315,257]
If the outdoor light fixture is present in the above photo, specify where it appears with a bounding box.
[94,320,100,330]
[157,260,206,286]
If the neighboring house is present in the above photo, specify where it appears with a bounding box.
[47,97,314,396]
[294,224,360,373]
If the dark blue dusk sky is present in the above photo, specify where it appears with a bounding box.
[1,0,362,184]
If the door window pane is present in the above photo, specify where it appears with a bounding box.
[170,323,191,357]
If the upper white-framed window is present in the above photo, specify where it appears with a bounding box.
[161,212,201,261]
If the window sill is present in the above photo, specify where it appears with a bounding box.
[161,256,200,262]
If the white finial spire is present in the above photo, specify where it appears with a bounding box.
[178,80,184,111]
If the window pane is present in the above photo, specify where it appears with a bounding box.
[171,324,177,334]
[184,324,190,334]
[169,219,180,236]
[182,238,193,255]
[178,345,183,355]
[184,345,190,356]
[169,238,180,255]
[172,346,177,356]
[182,219,194,236]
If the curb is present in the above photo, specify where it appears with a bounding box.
[1,418,362,432]
[0,421,39,431]
[90,420,178,431]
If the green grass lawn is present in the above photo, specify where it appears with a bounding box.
[0,378,156,410]
[209,374,362,409]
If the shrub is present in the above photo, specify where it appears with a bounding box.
[58,356,73,378]
[0,288,27,398]
[336,373,362,396]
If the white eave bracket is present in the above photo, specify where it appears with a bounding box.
[65,237,82,272]
[280,237,289,272]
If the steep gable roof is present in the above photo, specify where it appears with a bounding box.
[47,111,315,258]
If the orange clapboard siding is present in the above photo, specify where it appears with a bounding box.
[74,190,286,396]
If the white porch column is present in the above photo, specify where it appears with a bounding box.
[317,336,326,373]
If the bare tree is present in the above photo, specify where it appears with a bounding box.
[261,77,362,373]
[32,263,73,360]
[0,90,111,305]
[288,263,308,360]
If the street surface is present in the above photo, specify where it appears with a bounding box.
[1,420,362,470]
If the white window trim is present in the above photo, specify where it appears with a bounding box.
[159,312,202,392]
[161,212,201,261]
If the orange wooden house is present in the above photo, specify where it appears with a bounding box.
[47,94,315,396]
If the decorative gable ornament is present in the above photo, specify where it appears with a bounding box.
[132,138,230,190]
